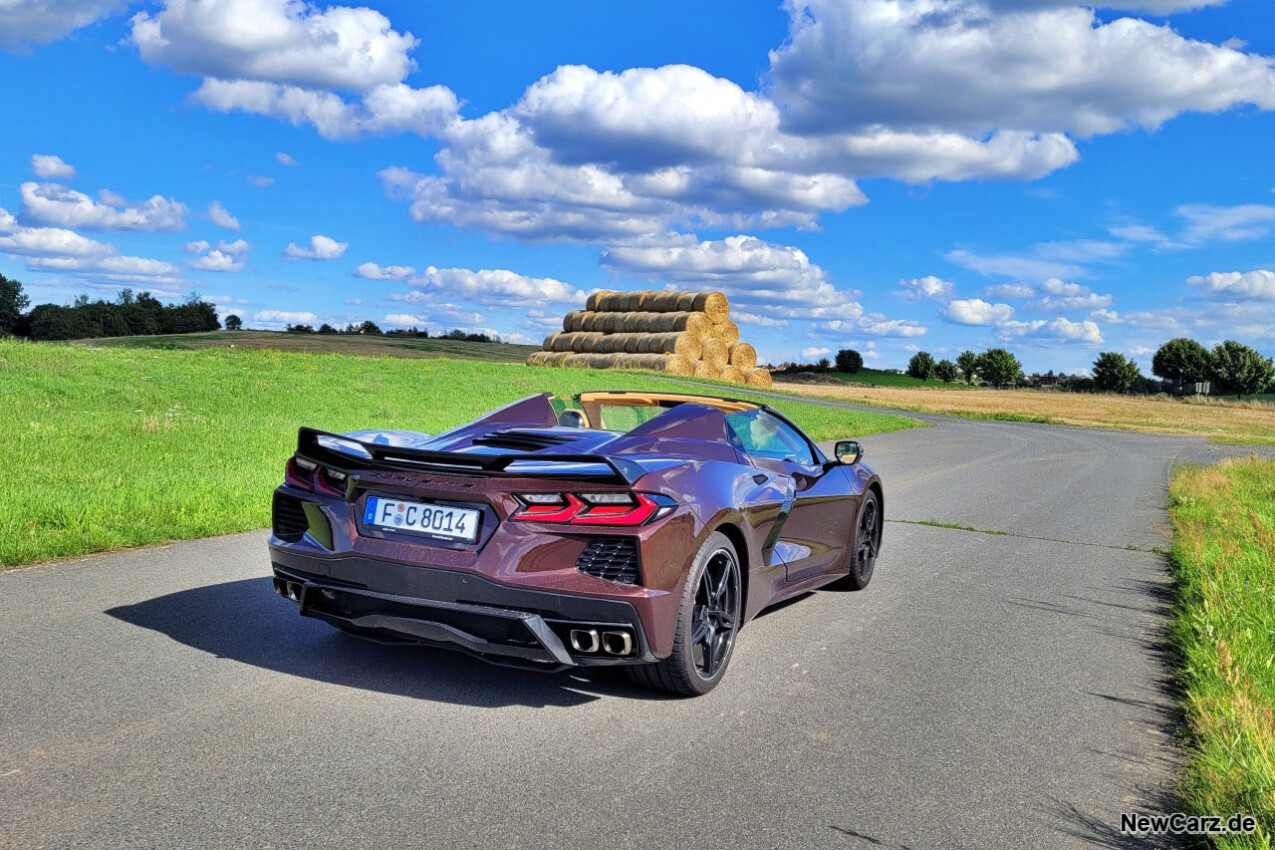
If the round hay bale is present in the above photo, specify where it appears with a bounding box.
[648,291,682,312]
[665,354,693,376]
[546,333,576,352]
[699,337,728,370]
[526,351,552,366]
[563,310,586,332]
[727,342,756,369]
[542,332,560,351]
[720,365,745,384]
[619,312,643,333]
[713,320,739,347]
[635,290,659,311]
[698,291,729,322]
[547,351,573,366]
[585,290,611,312]
[744,367,772,388]
[692,360,720,379]
[674,292,698,312]
[683,312,711,339]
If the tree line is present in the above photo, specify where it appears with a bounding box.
[0,274,219,341]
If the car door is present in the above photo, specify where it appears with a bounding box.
[726,411,859,582]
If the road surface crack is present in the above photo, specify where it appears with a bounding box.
[885,518,1168,554]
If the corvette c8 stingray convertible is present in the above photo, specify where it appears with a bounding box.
[269,391,883,695]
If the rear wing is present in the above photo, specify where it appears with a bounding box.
[295,428,646,485]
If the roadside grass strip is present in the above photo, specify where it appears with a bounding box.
[1168,456,1275,848]
[0,340,917,568]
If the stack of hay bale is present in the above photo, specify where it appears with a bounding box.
[526,289,772,387]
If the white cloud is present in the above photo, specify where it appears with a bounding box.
[1,1,126,51]
[20,182,187,231]
[997,317,1104,345]
[276,151,299,166]
[801,346,832,359]
[383,297,485,326]
[284,234,347,260]
[408,266,584,307]
[767,0,1275,138]
[0,207,109,257]
[344,298,362,305]
[858,314,929,337]
[900,275,955,302]
[353,261,415,280]
[30,154,74,179]
[601,234,861,319]
[0,208,182,284]
[733,311,789,328]
[1024,278,1115,311]
[383,313,427,327]
[981,282,1036,299]
[1175,204,1275,245]
[255,310,317,323]
[246,174,275,187]
[1186,269,1275,301]
[130,0,419,92]
[945,248,1086,281]
[941,298,1016,326]
[187,238,250,272]
[208,200,240,230]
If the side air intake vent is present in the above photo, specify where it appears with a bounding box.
[273,492,309,542]
[575,537,640,585]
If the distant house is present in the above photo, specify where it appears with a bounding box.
[1038,375,1059,388]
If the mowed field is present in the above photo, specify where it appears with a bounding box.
[773,381,1275,445]
[0,340,917,568]
[78,329,541,362]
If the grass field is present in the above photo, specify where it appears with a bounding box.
[77,329,541,362]
[799,367,973,389]
[1168,457,1275,847]
[0,340,917,568]
[773,382,1275,445]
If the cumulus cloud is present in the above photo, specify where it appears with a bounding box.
[858,314,929,337]
[284,234,347,260]
[1024,278,1114,311]
[0,207,181,283]
[767,0,1275,138]
[255,310,317,323]
[276,151,299,166]
[30,154,74,179]
[1,0,127,51]
[997,317,1104,344]
[601,234,861,319]
[407,266,584,307]
[130,0,419,92]
[187,238,250,272]
[733,311,789,328]
[353,261,415,280]
[1186,269,1275,301]
[208,200,240,230]
[20,182,187,231]
[245,174,275,187]
[941,298,1016,326]
[801,346,833,359]
[900,275,955,302]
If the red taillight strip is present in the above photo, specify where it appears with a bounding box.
[284,457,314,491]
[513,493,585,522]
[570,493,659,526]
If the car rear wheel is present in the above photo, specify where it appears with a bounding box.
[627,531,741,697]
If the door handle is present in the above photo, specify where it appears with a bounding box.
[752,473,769,485]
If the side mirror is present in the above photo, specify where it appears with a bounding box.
[559,409,587,428]
[834,440,864,465]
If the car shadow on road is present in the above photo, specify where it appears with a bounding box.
[106,577,674,708]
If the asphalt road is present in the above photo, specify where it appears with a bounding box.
[2,414,1265,848]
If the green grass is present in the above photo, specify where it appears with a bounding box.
[0,340,917,568]
[1168,456,1275,847]
[76,329,541,362]
[810,367,972,389]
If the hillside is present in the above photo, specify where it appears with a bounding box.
[75,330,541,363]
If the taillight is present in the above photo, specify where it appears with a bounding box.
[511,493,675,526]
[285,456,347,497]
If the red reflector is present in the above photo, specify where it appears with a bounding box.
[284,457,314,491]
[571,493,659,526]
[512,493,583,523]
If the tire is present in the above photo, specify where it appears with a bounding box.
[627,531,742,697]
[835,489,881,591]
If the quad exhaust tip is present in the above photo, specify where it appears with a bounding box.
[274,578,304,603]
[569,628,634,656]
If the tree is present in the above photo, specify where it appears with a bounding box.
[1091,352,1142,392]
[358,320,382,335]
[285,323,315,334]
[0,273,29,336]
[1152,338,1209,393]
[1208,340,1275,400]
[956,350,979,384]
[976,348,1022,387]
[317,323,337,334]
[935,359,958,383]
[835,349,863,374]
[224,314,243,331]
[816,357,831,373]
[906,351,935,381]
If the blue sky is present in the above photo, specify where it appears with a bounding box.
[1,0,1273,373]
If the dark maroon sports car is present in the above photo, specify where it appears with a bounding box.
[269,391,883,695]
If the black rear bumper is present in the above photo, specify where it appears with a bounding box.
[270,547,655,671]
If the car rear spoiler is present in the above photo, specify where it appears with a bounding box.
[295,427,646,485]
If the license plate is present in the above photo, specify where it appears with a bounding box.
[365,497,480,543]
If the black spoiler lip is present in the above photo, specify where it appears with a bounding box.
[296,427,646,485]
